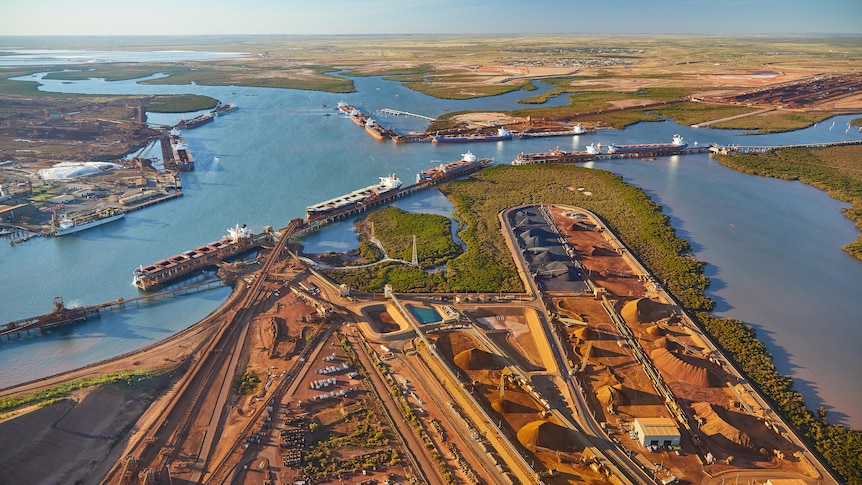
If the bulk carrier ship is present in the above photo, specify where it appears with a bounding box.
[607,134,687,153]
[133,224,270,291]
[169,129,195,171]
[305,152,492,223]
[306,174,403,218]
[511,144,601,165]
[431,127,513,143]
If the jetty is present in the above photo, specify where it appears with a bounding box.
[709,139,862,154]
[378,108,435,121]
[0,281,225,341]
[512,145,712,165]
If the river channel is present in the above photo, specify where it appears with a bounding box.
[1,66,861,428]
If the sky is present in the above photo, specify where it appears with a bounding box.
[1,0,861,36]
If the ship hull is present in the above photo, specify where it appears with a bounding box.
[608,143,687,153]
[55,213,125,236]
[431,134,512,143]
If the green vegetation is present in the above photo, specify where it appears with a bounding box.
[574,110,664,129]
[711,111,836,133]
[304,406,394,478]
[234,369,261,396]
[402,80,532,100]
[322,207,462,292]
[715,145,862,260]
[324,165,711,310]
[852,118,862,128]
[648,102,759,126]
[367,207,462,265]
[0,368,169,413]
[507,87,688,124]
[443,165,711,308]
[146,94,219,113]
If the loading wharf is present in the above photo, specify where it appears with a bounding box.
[300,155,494,230]
[512,145,713,165]
[0,281,225,341]
[133,225,274,292]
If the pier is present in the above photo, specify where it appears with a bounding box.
[512,145,712,165]
[0,280,226,342]
[298,157,493,232]
[709,139,862,154]
[378,108,435,121]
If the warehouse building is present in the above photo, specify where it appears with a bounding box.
[632,417,680,449]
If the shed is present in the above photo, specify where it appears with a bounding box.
[48,194,76,204]
[632,417,680,448]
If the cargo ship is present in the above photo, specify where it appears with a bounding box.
[54,208,125,236]
[364,118,387,140]
[177,112,214,130]
[306,174,402,218]
[336,101,352,114]
[607,134,686,153]
[170,129,195,171]
[133,224,268,291]
[213,103,238,116]
[511,144,601,165]
[417,151,485,182]
[349,108,369,126]
[517,124,595,138]
[432,127,513,143]
[305,154,492,224]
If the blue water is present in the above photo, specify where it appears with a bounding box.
[1,69,862,428]
[407,305,443,325]
[0,49,249,66]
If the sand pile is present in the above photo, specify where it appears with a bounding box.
[597,384,630,407]
[517,420,573,451]
[453,348,502,370]
[491,397,539,414]
[574,326,594,341]
[621,298,671,325]
[646,324,664,337]
[692,402,752,448]
[589,245,617,257]
[650,347,713,387]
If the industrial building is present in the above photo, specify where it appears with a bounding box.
[632,417,680,449]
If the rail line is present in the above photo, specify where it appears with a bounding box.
[104,220,302,484]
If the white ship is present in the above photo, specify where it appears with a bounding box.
[306,174,402,216]
[54,209,125,236]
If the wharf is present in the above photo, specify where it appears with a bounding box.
[133,231,272,292]
[378,108,435,121]
[512,145,712,165]
[300,157,493,231]
[339,103,399,141]
[0,281,225,341]
[121,191,183,213]
[709,139,862,154]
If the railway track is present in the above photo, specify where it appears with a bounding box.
[104,221,301,484]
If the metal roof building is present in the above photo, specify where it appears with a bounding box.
[632,417,680,448]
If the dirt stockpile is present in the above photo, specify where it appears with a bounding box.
[620,298,672,325]
[453,348,503,371]
[517,420,575,451]
[650,347,715,388]
[692,402,752,448]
